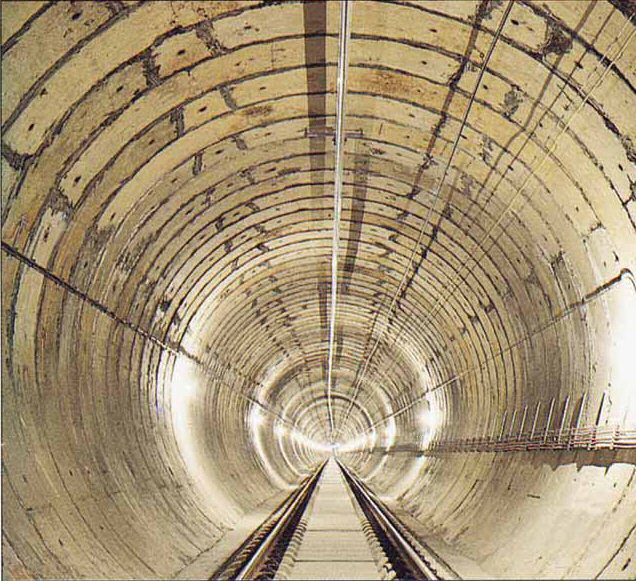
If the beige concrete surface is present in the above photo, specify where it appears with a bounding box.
[1,1,635,579]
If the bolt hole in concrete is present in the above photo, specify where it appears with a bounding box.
[1,1,635,580]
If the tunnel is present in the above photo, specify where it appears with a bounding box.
[2,0,636,579]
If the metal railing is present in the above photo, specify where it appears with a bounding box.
[424,425,636,454]
[420,390,636,454]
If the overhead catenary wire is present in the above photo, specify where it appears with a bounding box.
[326,0,352,442]
[338,6,635,443]
[334,0,514,440]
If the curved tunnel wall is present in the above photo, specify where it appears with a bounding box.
[1,1,635,579]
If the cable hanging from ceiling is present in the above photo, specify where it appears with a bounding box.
[326,0,352,442]
[334,0,514,441]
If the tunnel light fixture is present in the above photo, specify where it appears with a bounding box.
[384,417,396,448]
[420,404,439,448]
[418,408,429,429]
[338,429,376,454]
[338,434,368,453]
[250,406,293,490]
[250,406,265,429]
[326,0,352,442]
[418,401,440,431]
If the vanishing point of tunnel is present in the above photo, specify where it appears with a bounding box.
[1,0,636,579]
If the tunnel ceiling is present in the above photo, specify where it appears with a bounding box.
[2,1,636,579]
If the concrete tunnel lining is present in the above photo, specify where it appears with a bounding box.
[1,0,636,579]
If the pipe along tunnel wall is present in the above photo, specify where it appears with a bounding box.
[1,1,636,578]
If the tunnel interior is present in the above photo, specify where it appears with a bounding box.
[2,1,636,579]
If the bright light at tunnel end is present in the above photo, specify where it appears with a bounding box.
[251,404,333,454]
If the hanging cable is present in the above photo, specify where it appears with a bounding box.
[334,0,514,439]
[337,5,634,442]
[326,0,352,441]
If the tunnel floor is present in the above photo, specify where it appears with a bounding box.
[2,0,635,578]
[287,459,380,580]
[210,457,454,580]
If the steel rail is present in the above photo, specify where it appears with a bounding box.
[326,0,352,441]
[339,461,445,580]
[211,462,326,580]
[212,458,457,580]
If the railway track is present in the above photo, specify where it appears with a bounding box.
[211,458,456,580]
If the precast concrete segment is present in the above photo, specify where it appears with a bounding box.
[287,459,380,580]
[2,1,636,579]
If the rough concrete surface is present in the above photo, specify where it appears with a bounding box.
[1,1,635,579]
